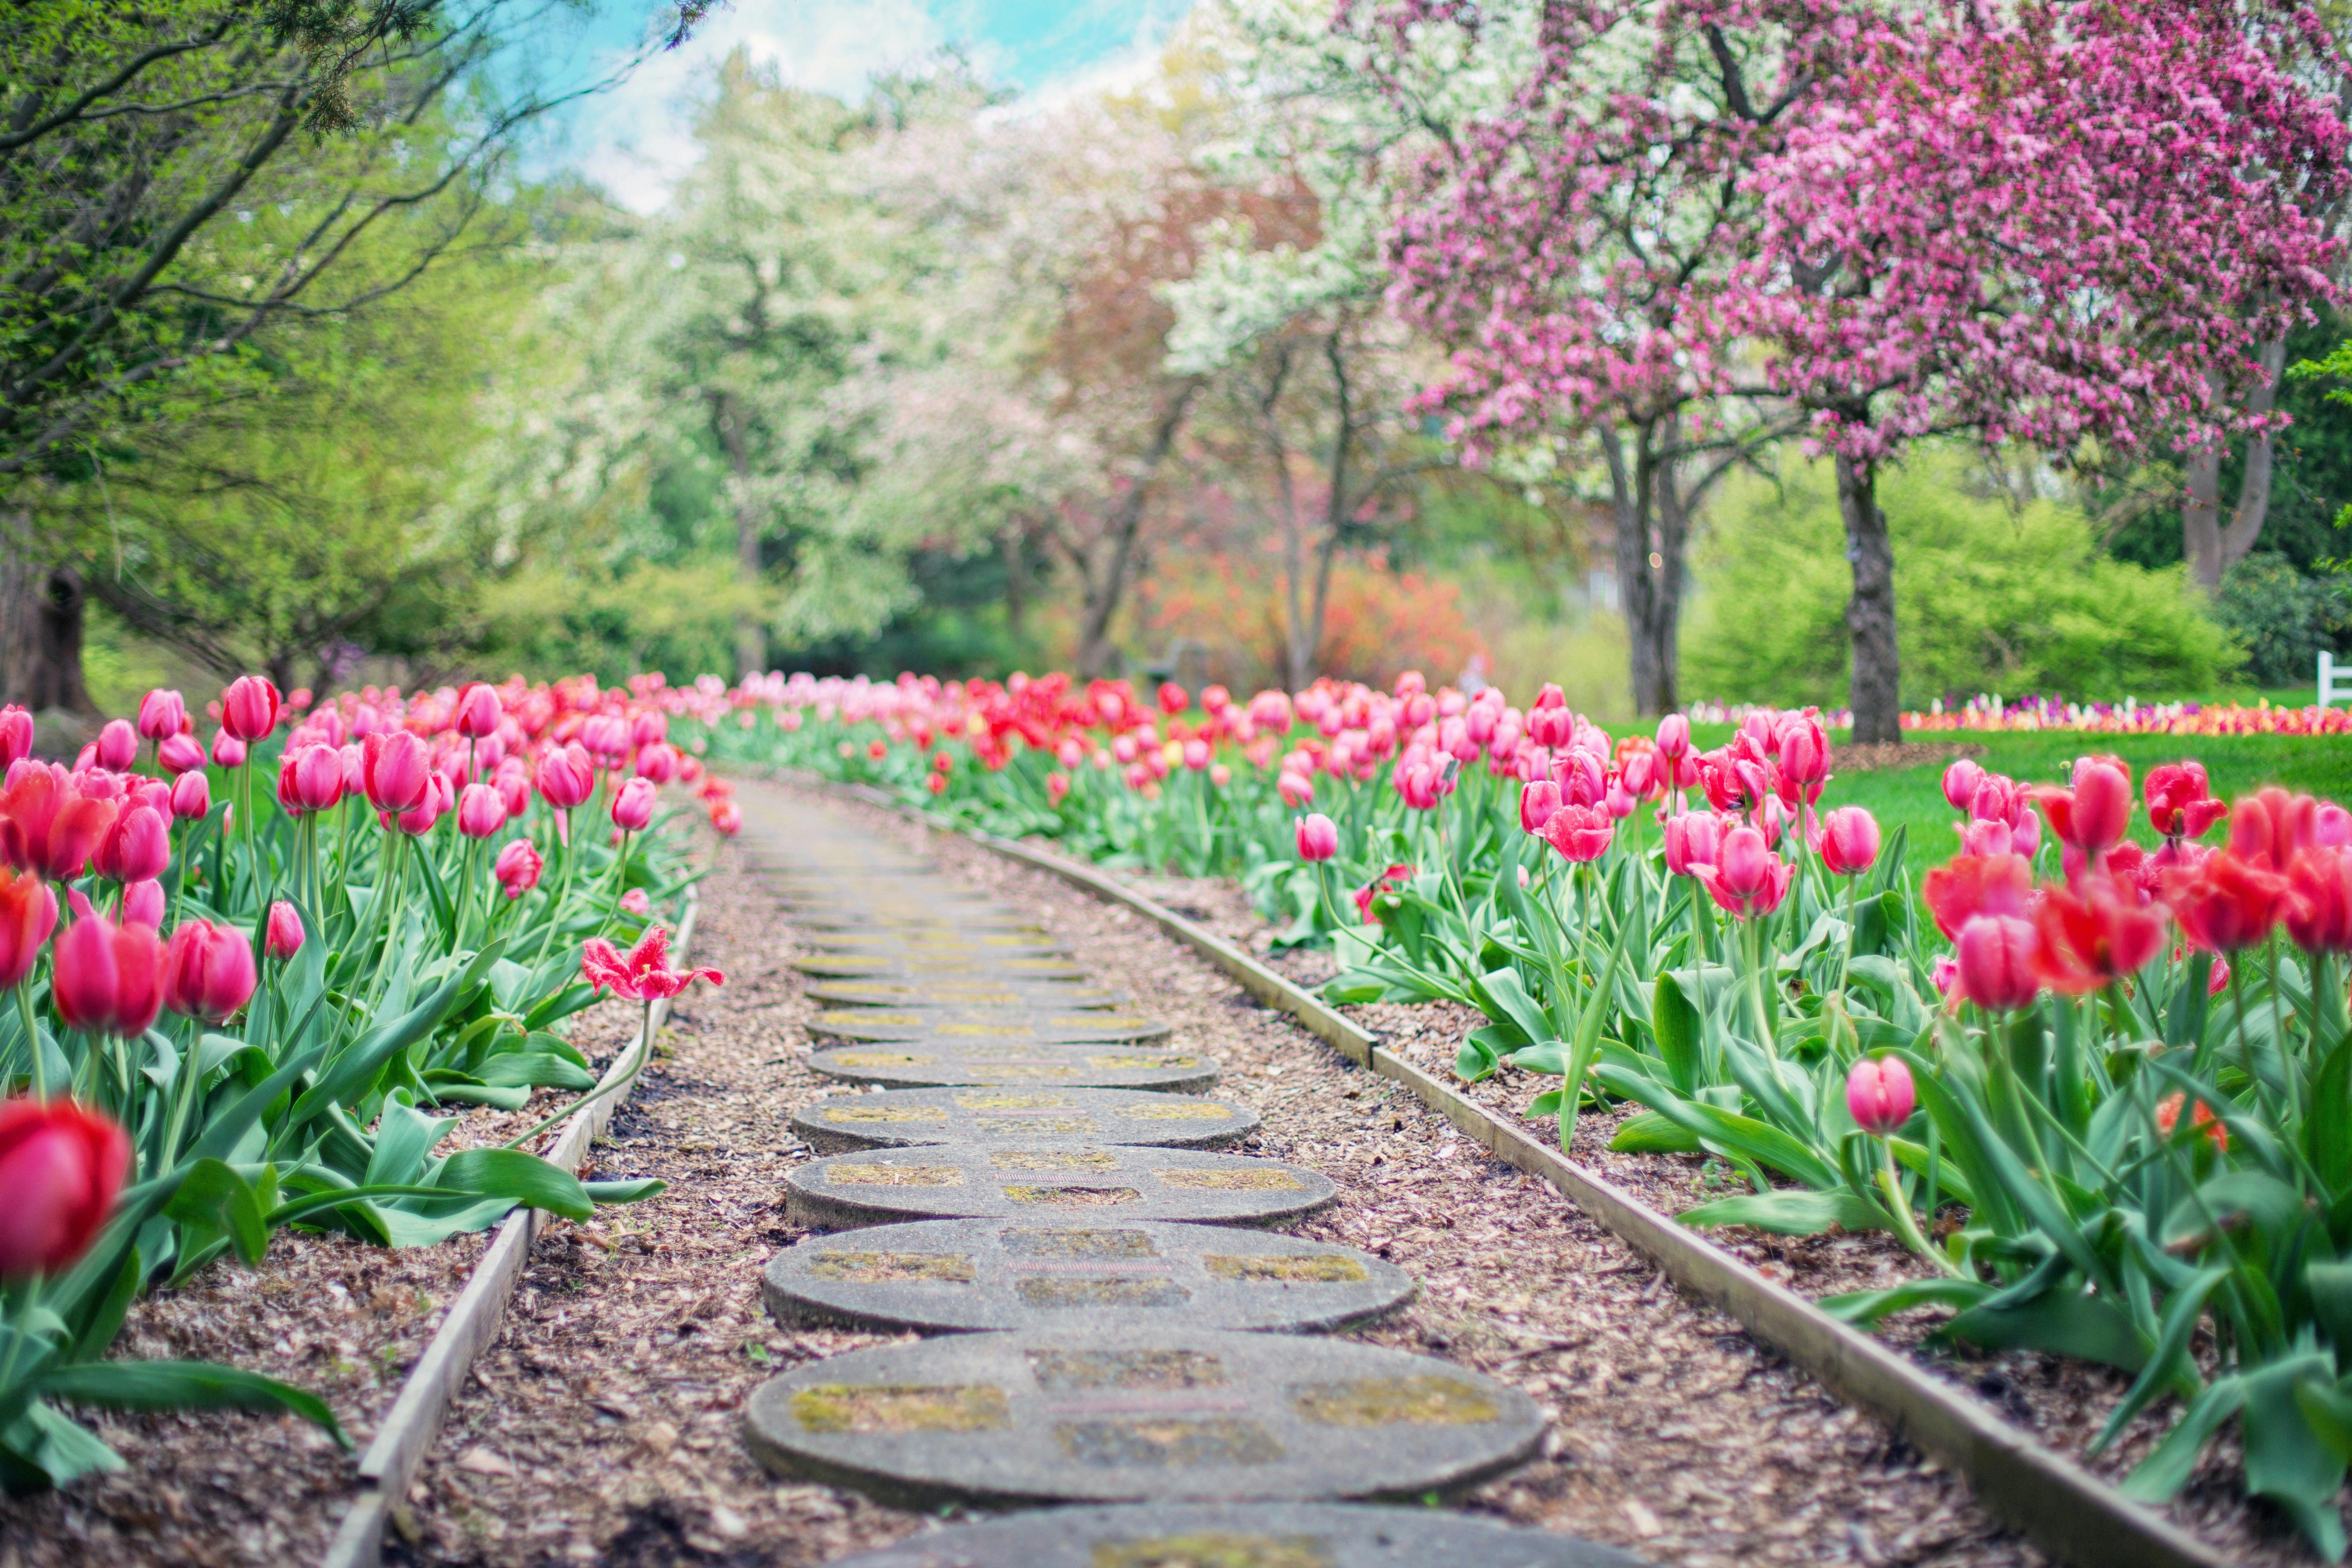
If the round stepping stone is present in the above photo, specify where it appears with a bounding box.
[808,1008,1170,1046]
[807,1044,1217,1093]
[815,1503,1647,1567]
[791,953,1089,981]
[790,1087,1257,1152]
[783,1144,1334,1229]
[808,979,1125,1010]
[763,1218,1410,1334]
[810,931,1071,954]
[741,1326,1544,1507]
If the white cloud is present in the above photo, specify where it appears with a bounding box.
[566,0,952,213]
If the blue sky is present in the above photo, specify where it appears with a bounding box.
[531,0,1187,212]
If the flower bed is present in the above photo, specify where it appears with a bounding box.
[686,668,2352,1559]
[0,673,731,1494]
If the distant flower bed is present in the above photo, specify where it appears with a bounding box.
[1681,696,2352,736]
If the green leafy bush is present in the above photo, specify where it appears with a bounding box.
[1682,451,2240,706]
[2210,551,2350,688]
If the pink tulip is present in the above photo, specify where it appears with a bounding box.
[456,783,506,840]
[1540,803,1614,862]
[94,720,137,772]
[634,742,678,784]
[277,743,343,815]
[535,743,595,811]
[0,707,32,769]
[1956,915,2040,1011]
[395,771,453,835]
[156,732,205,775]
[494,838,542,900]
[610,777,656,832]
[454,682,502,740]
[1818,806,1881,876]
[1661,811,1725,878]
[630,710,668,747]
[1655,712,1691,763]
[1295,813,1339,862]
[0,765,119,880]
[168,770,210,823]
[51,913,164,1037]
[1942,758,1985,813]
[209,729,246,770]
[619,888,651,915]
[220,676,280,743]
[1775,714,1829,804]
[266,900,304,960]
[1697,825,1792,918]
[135,689,186,742]
[495,761,531,819]
[0,1098,130,1280]
[162,919,256,1025]
[1845,1056,1915,1136]
[1519,779,1563,833]
[120,878,164,929]
[361,731,429,813]
[1276,770,1313,807]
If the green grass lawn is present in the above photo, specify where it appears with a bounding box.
[1682,724,2352,879]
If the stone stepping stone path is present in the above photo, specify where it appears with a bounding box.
[807,1042,1221,1093]
[762,1218,1412,1334]
[807,1006,1172,1045]
[784,1144,1336,1229]
[791,1086,1259,1151]
[741,1325,1543,1508]
[741,805,1640,1566]
[820,1501,1647,1567]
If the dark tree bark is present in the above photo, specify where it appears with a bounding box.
[0,539,94,714]
[1838,452,1901,743]
[2182,335,2287,591]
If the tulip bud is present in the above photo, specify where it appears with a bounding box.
[1845,1057,1915,1136]
[1941,758,1985,813]
[94,719,137,772]
[361,731,429,813]
[266,900,305,960]
[0,868,59,989]
[610,777,656,833]
[535,743,595,811]
[121,878,164,929]
[154,732,202,776]
[454,682,502,740]
[1655,712,1691,763]
[456,782,506,840]
[2067,760,2131,855]
[630,710,668,747]
[220,676,281,743]
[1956,914,2040,1011]
[494,838,543,900]
[1295,813,1339,863]
[620,888,651,915]
[94,805,169,885]
[169,770,210,823]
[163,919,257,1025]
[0,1098,130,1279]
[634,741,678,784]
[0,707,32,769]
[135,688,187,743]
[51,912,164,1037]
[210,729,246,769]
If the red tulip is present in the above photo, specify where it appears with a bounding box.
[220,675,281,743]
[454,682,502,740]
[707,799,741,837]
[0,1098,129,1279]
[1519,779,1562,834]
[1295,813,1338,862]
[1540,803,1614,864]
[0,764,120,880]
[1956,915,2040,1010]
[2145,761,2226,840]
[456,783,506,840]
[162,919,256,1025]
[2164,853,2289,953]
[361,731,429,813]
[535,743,595,811]
[1156,682,1190,716]
[0,707,32,768]
[1921,853,2033,940]
[1817,806,1881,876]
[1845,1056,1915,1135]
[169,770,210,823]
[494,838,543,900]
[579,926,723,1002]
[1697,825,1791,918]
[266,900,305,960]
[2031,878,2166,994]
[0,867,58,989]
[2036,758,2130,858]
[2156,1092,2228,1153]
[51,913,164,1037]
[94,719,137,772]
[610,777,656,832]
[2285,849,2352,954]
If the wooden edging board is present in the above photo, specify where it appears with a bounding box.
[318,887,701,1568]
[811,775,2227,1568]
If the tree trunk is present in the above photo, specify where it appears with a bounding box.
[1838,452,1901,743]
[2184,335,2288,592]
[1074,383,1197,681]
[713,392,766,680]
[0,531,94,716]
[1600,424,1681,716]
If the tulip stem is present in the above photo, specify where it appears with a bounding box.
[17,981,45,1101]
[1876,1139,1959,1276]
[501,996,655,1151]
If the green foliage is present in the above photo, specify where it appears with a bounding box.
[2210,552,2352,687]
[1683,450,2239,707]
